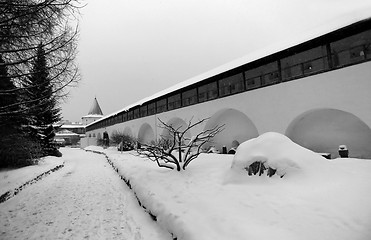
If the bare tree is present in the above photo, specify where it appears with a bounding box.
[0,0,82,116]
[137,118,224,171]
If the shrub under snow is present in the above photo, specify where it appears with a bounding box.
[228,132,328,181]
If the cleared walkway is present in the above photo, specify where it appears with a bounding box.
[0,148,169,240]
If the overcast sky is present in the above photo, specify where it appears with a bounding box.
[60,0,371,123]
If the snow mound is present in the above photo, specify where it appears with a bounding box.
[226,132,328,182]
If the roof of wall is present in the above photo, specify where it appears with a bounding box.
[87,9,371,128]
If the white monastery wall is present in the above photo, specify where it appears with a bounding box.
[84,61,371,158]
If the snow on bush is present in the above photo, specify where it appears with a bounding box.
[227,132,329,181]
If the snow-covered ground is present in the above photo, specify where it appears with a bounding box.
[0,148,170,240]
[86,132,371,240]
[0,156,64,197]
[1,133,371,240]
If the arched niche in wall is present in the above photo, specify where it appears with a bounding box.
[203,108,259,151]
[138,123,155,144]
[123,127,133,138]
[286,108,371,159]
[160,117,192,142]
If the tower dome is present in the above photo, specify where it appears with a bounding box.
[88,97,103,116]
[82,97,104,125]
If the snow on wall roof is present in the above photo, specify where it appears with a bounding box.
[87,9,371,128]
[82,114,104,119]
[56,130,79,136]
[59,124,85,129]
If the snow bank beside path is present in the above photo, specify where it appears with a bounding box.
[86,137,371,240]
[0,155,64,198]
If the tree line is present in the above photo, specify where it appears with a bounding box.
[0,0,82,167]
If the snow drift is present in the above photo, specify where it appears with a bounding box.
[227,132,329,182]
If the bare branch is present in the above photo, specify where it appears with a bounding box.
[137,117,224,171]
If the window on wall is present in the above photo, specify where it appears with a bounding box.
[331,29,371,67]
[198,82,218,103]
[133,108,140,119]
[127,110,133,120]
[140,105,148,117]
[281,46,328,81]
[123,112,128,122]
[219,73,244,97]
[245,61,279,89]
[156,99,167,113]
[148,102,156,115]
[168,93,181,110]
[182,88,197,107]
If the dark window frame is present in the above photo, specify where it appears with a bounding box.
[182,88,198,107]
[218,73,245,97]
[198,81,218,103]
[156,98,167,113]
[168,93,181,110]
[140,105,148,117]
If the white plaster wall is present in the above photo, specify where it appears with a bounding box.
[285,109,371,158]
[80,136,96,148]
[85,61,371,151]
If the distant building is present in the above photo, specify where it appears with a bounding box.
[81,97,104,125]
[56,97,104,146]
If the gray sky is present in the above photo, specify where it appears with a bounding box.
[60,0,371,123]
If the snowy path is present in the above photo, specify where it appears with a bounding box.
[0,148,169,240]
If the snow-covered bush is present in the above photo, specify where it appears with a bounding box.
[227,132,328,181]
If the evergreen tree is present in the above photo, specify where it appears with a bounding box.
[0,54,17,121]
[0,54,18,165]
[24,44,61,157]
[0,54,39,167]
[0,0,81,166]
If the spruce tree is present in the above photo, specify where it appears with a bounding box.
[0,54,18,166]
[25,44,61,157]
[0,54,17,121]
[0,55,36,167]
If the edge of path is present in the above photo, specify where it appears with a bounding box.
[0,158,65,204]
[86,149,178,240]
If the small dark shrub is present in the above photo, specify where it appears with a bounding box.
[0,133,43,168]
[111,130,135,151]
[97,137,104,146]
[245,161,281,178]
